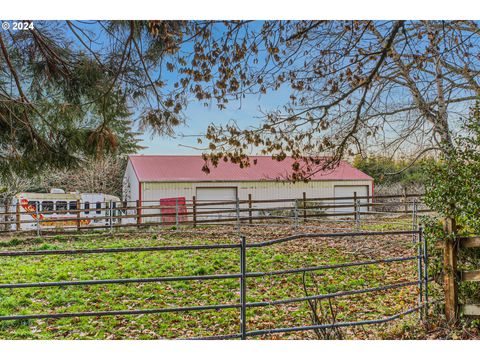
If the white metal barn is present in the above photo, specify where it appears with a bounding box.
[123,155,374,222]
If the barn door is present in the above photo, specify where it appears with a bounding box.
[196,187,238,220]
[334,185,368,213]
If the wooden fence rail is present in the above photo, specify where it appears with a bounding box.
[0,193,426,234]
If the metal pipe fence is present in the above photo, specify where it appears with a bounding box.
[0,228,430,339]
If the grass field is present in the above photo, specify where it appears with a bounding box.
[0,219,429,339]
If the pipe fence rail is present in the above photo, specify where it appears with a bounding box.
[0,228,431,339]
[0,193,429,235]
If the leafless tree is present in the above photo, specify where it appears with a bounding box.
[161,21,480,178]
[40,155,127,197]
[0,172,37,230]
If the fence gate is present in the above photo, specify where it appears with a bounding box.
[230,229,430,339]
[0,227,430,339]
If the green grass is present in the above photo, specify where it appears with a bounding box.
[359,217,413,231]
[0,229,420,339]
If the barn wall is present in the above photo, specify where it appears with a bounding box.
[142,179,372,202]
[122,160,139,204]
[135,180,372,223]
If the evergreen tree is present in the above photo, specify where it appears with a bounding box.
[0,21,182,176]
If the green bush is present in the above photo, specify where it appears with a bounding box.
[423,102,480,312]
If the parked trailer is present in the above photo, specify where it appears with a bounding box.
[11,189,122,231]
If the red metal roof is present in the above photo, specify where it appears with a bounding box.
[128,155,373,182]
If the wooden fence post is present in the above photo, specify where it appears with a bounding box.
[444,217,458,323]
[353,191,359,228]
[353,191,357,215]
[157,199,161,225]
[158,199,163,225]
[368,188,372,212]
[122,200,127,226]
[192,196,197,228]
[303,192,307,223]
[248,194,252,224]
[76,199,81,231]
[403,188,408,213]
[136,200,141,228]
[16,203,20,232]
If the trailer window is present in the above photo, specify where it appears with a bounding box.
[111,202,117,220]
[96,202,101,214]
[56,201,68,213]
[41,201,54,213]
[69,201,77,214]
[84,202,90,214]
[27,201,38,211]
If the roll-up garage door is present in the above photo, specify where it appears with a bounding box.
[196,187,238,219]
[334,185,368,213]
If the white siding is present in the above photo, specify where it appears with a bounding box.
[196,187,238,202]
[122,160,140,224]
[123,160,139,204]
[141,180,372,203]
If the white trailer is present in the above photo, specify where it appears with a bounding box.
[11,189,122,231]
